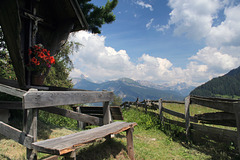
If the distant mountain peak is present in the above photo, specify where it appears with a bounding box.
[74,77,185,101]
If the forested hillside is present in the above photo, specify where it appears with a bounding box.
[191,66,240,98]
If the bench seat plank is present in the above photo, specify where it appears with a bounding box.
[32,121,137,155]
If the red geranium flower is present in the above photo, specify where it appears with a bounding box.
[27,44,55,74]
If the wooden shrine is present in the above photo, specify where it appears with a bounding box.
[0,0,137,159]
[0,0,88,88]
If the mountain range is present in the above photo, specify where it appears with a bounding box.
[191,66,240,98]
[73,76,194,102]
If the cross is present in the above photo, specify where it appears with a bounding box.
[24,12,44,45]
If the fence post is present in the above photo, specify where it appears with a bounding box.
[77,106,86,129]
[235,103,240,153]
[23,109,38,160]
[185,96,191,139]
[144,100,147,113]
[136,98,139,109]
[158,98,163,124]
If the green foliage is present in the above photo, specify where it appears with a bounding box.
[39,106,78,130]
[123,108,161,130]
[0,26,16,80]
[191,66,240,98]
[44,42,78,88]
[110,94,122,106]
[78,0,118,33]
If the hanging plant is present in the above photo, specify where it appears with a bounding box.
[27,44,55,85]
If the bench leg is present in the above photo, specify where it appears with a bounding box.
[64,150,77,160]
[126,128,135,160]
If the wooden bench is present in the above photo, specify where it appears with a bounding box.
[32,121,137,159]
[78,106,124,120]
[0,83,137,159]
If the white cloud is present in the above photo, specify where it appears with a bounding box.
[69,1,240,87]
[146,18,154,29]
[70,31,228,86]
[207,4,240,47]
[158,0,240,50]
[189,47,239,72]
[150,0,240,84]
[135,0,153,11]
[166,0,222,40]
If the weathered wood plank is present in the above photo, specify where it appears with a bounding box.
[194,112,235,121]
[162,100,185,104]
[190,95,238,113]
[162,107,185,119]
[23,91,114,109]
[41,107,102,126]
[0,83,26,98]
[25,109,38,160]
[235,105,240,153]
[163,117,237,144]
[159,99,163,122]
[32,122,137,155]
[103,101,111,125]
[191,123,237,144]
[0,78,19,88]
[0,101,22,109]
[162,107,198,122]
[185,96,191,137]
[126,128,135,160]
[0,121,33,149]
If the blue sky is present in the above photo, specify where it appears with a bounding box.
[70,0,240,86]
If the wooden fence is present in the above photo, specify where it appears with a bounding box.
[122,96,240,152]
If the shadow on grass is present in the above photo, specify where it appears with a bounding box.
[124,108,240,160]
[0,154,11,160]
[161,121,240,160]
[76,139,129,160]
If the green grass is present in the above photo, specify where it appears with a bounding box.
[215,94,240,100]
[0,103,240,159]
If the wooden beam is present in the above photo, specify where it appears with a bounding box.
[41,107,102,126]
[0,83,26,98]
[103,101,111,125]
[0,101,22,109]
[23,91,114,109]
[162,107,185,119]
[162,107,198,122]
[235,105,240,153]
[194,112,235,121]
[162,100,185,104]
[163,117,237,144]
[0,121,33,149]
[190,96,237,113]
[0,78,19,88]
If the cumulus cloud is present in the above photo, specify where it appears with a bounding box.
[68,1,240,87]
[152,0,240,82]
[69,31,220,86]
[189,47,239,72]
[207,4,240,47]
[135,0,153,11]
[165,0,222,40]
[158,0,240,50]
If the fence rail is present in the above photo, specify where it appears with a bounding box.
[122,96,240,152]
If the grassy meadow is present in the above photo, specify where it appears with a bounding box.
[0,103,239,159]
